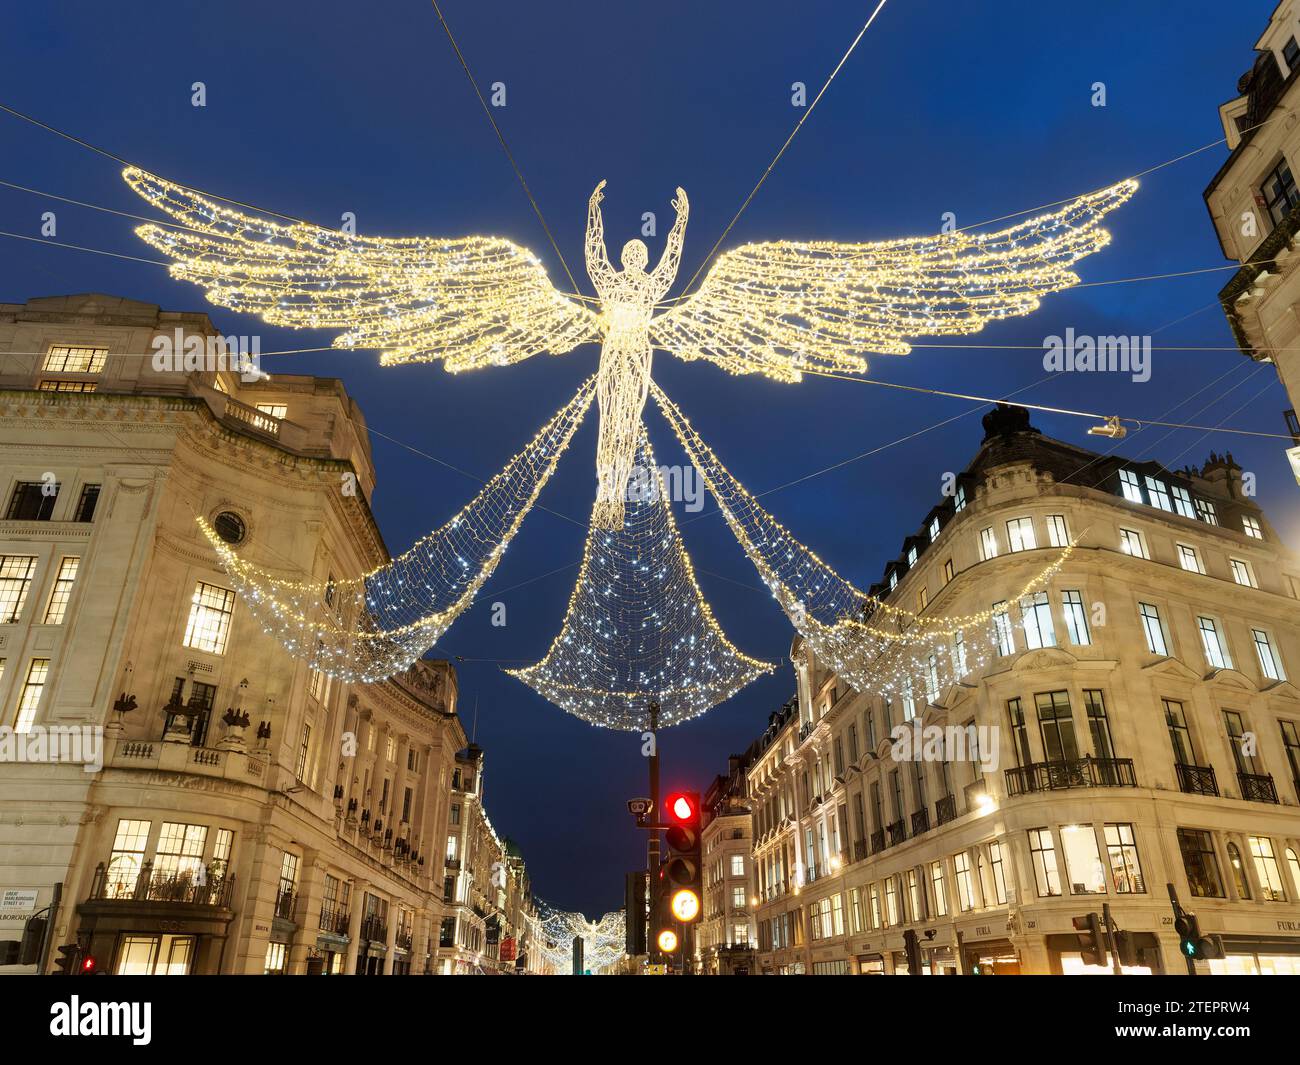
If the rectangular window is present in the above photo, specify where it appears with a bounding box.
[1046,514,1069,547]
[154,822,208,882]
[1177,544,1204,574]
[1144,476,1173,511]
[952,630,967,676]
[1021,591,1056,649]
[255,403,288,420]
[0,555,38,623]
[43,345,108,374]
[943,558,954,584]
[42,557,79,624]
[6,481,59,521]
[1084,690,1115,760]
[732,885,746,908]
[1006,517,1036,553]
[992,601,1014,656]
[264,942,287,975]
[74,484,101,522]
[906,545,918,567]
[1197,616,1232,670]
[1028,828,1061,896]
[907,869,925,920]
[1229,559,1257,588]
[106,818,152,897]
[1248,836,1286,902]
[954,485,966,512]
[1164,699,1196,765]
[13,658,49,732]
[1118,469,1143,503]
[1195,498,1218,525]
[730,854,745,877]
[1242,515,1263,540]
[979,527,998,561]
[1223,710,1260,776]
[1062,589,1090,646]
[1178,828,1225,898]
[1138,602,1168,656]
[183,581,235,654]
[1119,528,1148,559]
[1103,823,1145,893]
[917,586,928,611]
[930,861,947,916]
[989,841,1008,904]
[1262,157,1299,227]
[884,877,900,925]
[1008,697,1032,766]
[1280,720,1300,786]
[868,884,882,928]
[1035,690,1078,761]
[953,853,975,911]
[1171,485,1196,519]
[1060,824,1106,894]
[295,723,312,780]
[1253,629,1286,682]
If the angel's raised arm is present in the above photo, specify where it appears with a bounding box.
[650,187,689,297]
[585,180,614,286]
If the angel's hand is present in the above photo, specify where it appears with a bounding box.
[673,187,688,213]
[591,179,607,206]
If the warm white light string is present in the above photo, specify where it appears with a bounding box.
[508,426,773,730]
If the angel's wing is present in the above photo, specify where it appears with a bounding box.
[651,179,1138,382]
[123,168,601,370]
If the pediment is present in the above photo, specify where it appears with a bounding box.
[1140,656,1201,683]
[1011,646,1078,673]
[1261,679,1300,701]
[1206,667,1257,692]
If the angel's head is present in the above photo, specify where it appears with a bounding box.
[620,239,648,272]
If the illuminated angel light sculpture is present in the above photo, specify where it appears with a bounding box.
[123,170,1138,532]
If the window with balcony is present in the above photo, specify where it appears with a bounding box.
[163,677,216,747]
[0,555,38,623]
[1085,690,1115,761]
[6,481,59,521]
[42,557,79,624]
[1036,691,1078,761]
[154,822,208,884]
[105,819,151,896]
[1028,829,1061,897]
[1007,698,1032,766]
[183,581,235,654]
[1223,710,1261,776]
[255,403,288,420]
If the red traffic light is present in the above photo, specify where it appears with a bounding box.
[666,792,697,823]
[80,955,97,974]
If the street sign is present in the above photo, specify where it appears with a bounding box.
[0,889,38,915]
[627,798,652,816]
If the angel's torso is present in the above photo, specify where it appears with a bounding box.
[596,269,657,345]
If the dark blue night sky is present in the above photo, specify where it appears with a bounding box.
[3,1,1297,915]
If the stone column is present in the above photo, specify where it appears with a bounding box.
[288,851,327,974]
[344,878,368,975]
[381,899,399,975]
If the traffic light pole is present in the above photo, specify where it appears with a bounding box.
[647,702,660,882]
[1168,882,1196,976]
[1101,902,1123,975]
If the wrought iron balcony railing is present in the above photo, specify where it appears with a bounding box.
[935,794,957,826]
[886,819,907,847]
[275,886,297,921]
[853,839,867,863]
[319,903,350,935]
[360,914,388,942]
[911,808,930,836]
[1238,771,1278,804]
[870,828,886,854]
[1004,756,1135,796]
[1175,763,1218,796]
[87,861,234,908]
